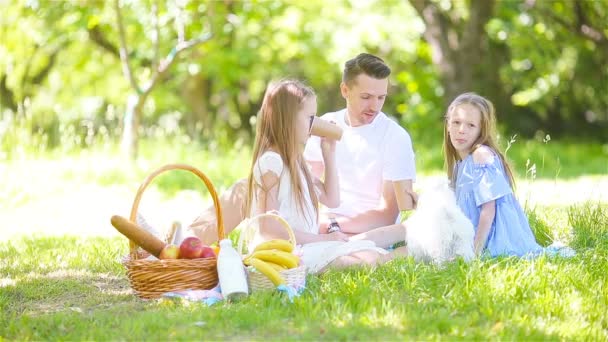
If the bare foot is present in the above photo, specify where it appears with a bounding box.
[379,245,408,263]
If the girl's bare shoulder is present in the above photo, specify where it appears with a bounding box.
[472,145,495,164]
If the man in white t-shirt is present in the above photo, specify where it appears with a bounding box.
[189,53,415,243]
[304,53,416,234]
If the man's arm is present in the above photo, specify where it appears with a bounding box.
[321,180,404,234]
[348,223,406,249]
[310,159,414,234]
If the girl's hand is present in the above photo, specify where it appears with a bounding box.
[320,121,337,160]
[324,231,349,242]
[320,137,336,160]
[473,238,485,256]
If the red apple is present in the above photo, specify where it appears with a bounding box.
[200,245,216,259]
[179,236,205,259]
[159,244,180,259]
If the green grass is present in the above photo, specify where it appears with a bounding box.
[0,139,251,211]
[1,138,607,339]
[569,202,608,250]
[1,218,607,340]
[412,135,608,180]
[504,138,608,179]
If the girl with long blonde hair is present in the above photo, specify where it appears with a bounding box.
[244,79,392,273]
[444,92,542,256]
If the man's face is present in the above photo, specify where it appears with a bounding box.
[341,74,388,127]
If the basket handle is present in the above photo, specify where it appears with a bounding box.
[128,163,225,258]
[236,212,295,255]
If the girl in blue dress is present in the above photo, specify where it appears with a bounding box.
[443,92,543,257]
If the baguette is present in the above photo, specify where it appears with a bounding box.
[111,215,166,257]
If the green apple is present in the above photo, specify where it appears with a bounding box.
[159,244,180,259]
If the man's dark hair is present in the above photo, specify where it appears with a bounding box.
[342,53,391,86]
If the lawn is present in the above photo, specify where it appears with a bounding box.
[1,138,607,340]
[1,230,607,340]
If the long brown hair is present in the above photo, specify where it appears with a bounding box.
[443,92,516,189]
[245,79,318,225]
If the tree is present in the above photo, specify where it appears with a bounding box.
[113,0,211,158]
[406,0,607,140]
[513,0,608,139]
[408,0,497,104]
[0,4,68,114]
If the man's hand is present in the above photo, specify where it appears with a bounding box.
[406,189,419,209]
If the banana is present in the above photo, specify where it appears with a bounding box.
[243,256,253,266]
[243,256,285,272]
[265,261,287,272]
[253,239,294,253]
[250,249,300,269]
[248,257,285,286]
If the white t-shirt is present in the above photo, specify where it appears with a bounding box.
[248,151,391,274]
[304,109,416,218]
[250,151,318,234]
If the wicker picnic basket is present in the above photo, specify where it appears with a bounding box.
[122,164,224,299]
[236,213,307,292]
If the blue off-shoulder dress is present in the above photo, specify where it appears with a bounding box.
[454,151,543,257]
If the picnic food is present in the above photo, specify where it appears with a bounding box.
[179,236,213,259]
[253,239,294,253]
[117,164,224,299]
[212,244,220,256]
[200,245,217,258]
[243,238,300,287]
[236,213,306,291]
[159,244,180,259]
[265,261,287,272]
[245,257,286,286]
[248,249,300,269]
[111,215,166,257]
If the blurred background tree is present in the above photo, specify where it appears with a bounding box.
[1,0,606,160]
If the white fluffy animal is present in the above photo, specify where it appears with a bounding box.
[404,179,476,264]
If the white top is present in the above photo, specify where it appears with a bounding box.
[250,151,318,234]
[304,109,416,218]
[248,151,390,274]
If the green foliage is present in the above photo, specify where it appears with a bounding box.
[2,0,607,159]
[392,40,445,154]
[490,0,608,139]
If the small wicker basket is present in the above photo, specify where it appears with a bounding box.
[236,213,307,292]
[122,164,224,299]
